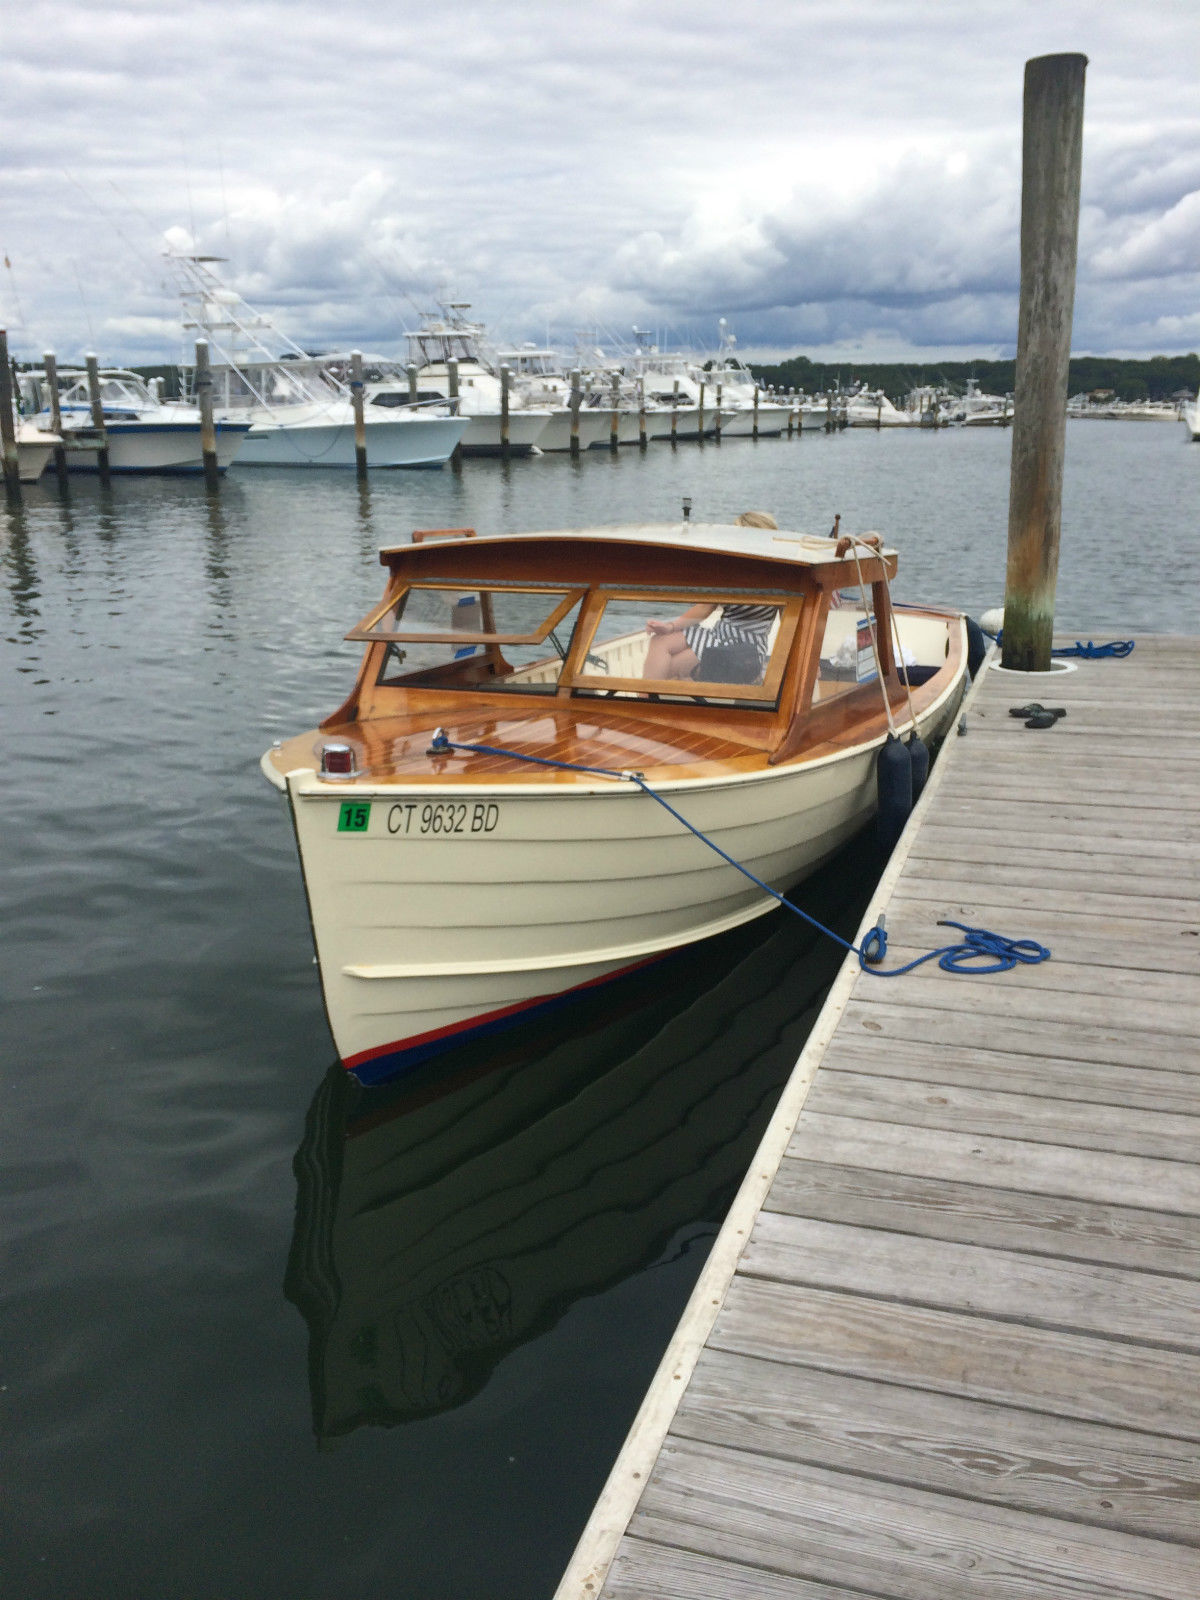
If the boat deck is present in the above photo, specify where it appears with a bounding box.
[557,635,1200,1600]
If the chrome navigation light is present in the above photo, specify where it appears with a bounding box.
[319,742,358,779]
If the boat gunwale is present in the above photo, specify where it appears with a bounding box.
[266,646,966,796]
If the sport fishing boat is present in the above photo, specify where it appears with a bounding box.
[262,519,969,1083]
[18,367,250,473]
[170,254,469,468]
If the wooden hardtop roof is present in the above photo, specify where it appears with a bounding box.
[378,522,896,580]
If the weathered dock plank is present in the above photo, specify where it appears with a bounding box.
[675,1350,1200,1544]
[710,1279,1200,1439]
[804,1068,1200,1160]
[769,1157,1200,1274]
[629,1439,1200,1600]
[788,1113,1200,1212]
[557,640,1200,1600]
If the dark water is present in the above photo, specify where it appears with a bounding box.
[3,423,1197,1598]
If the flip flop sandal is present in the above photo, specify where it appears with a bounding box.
[1024,711,1060,728]
[1010,703,1067,721]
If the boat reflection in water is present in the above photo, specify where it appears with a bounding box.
[284,841,879,1440]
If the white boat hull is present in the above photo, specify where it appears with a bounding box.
[63,420,250,473]
[717,404,793,437]
[17,425,60,482]
[536,409,620,452]
[455,411,551,456]
[237,411,468,468]
[272,660,963,1082]
[644,405,731,440]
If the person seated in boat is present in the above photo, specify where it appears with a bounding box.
[643,512,778,683]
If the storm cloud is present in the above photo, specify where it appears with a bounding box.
[3,0,1198,363]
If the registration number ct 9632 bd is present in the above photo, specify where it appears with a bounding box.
[337,800,501,836]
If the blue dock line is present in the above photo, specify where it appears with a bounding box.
[426,731,1050,979]
[983,628,1135,660]
[1052,639,1136,658]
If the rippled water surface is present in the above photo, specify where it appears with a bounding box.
[3,422,1197,1597]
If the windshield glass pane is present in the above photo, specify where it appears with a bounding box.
[575,593,791,702]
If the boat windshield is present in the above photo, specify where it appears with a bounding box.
[353,583,586,695]
[351,580,802,705]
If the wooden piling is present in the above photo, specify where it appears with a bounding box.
[0,329,22,501]
[85,353,111,487]
[671,379,679,445]
[350,350,368,480]
[407,363,419,405]
[714,381,722,441]
[1002,52,1088,673]
[609,372,620,453]
[447,359,462,471]
[697,379,706,440]
[192,340,220,488]
[43,351,69,484]
[753,384,760,439]
[569,368,581,459]
[638,379,647,447]
[500,364,511,460]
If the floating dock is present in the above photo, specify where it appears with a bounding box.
[557,636,1200,1600]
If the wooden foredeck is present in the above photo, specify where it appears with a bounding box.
[557,635,1200,1600]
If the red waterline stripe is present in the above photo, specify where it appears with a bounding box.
[341,951,669,1073]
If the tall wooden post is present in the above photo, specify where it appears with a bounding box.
[350,349,368,479]
[569,368,581,458]
[0,330,21,501]
[85,353,111,487]
[637,378,647,446]
[753,384,760,439]
[193,340,219,488]
[43,351,69,484]
[714,381,723,440]
[1002,52,1087,672]
[697,379,706,440]
[500,364,511,459]
[407,363,419,405]
[609,372,620,452]
[447,358,462,471]
[671,378,679,445]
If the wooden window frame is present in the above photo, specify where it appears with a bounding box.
[346,582,586,646]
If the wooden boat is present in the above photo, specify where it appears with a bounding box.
[262,520,969,1083]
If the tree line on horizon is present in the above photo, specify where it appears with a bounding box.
[746,353,1200,404]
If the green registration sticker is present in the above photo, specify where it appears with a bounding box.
[337,801,372,834]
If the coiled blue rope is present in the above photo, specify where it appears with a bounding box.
[426,731,1050,979]
[983,628,1135,660]
[1052,639,1135,658]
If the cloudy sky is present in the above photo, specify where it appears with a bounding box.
[4,1,1199,366]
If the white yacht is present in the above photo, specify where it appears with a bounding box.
[945,378,1012,427]
[491,345,613,451]
[690,322,794,436]
[18,367,250,473]
[843,384,919,428]
[170,255,468,469]
[401,305,552,456]
[619,344,734,440]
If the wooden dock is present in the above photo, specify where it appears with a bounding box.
[557,636,1200,1600]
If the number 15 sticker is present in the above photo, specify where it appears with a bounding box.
[337,802,372,833]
